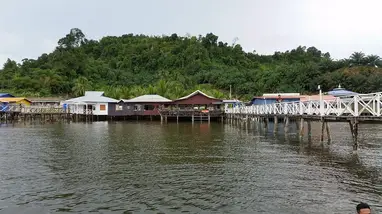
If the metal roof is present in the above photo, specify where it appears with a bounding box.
[327,87,358,97]
[122,94,172,103]
[64,91,118,104]
[176,90,217,101]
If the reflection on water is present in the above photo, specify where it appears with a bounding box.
[0,121,381,213]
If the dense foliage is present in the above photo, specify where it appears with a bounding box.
[1,28,382,100]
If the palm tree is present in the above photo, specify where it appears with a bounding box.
[72,76,92,96]
[349,52,365,66]
[364,54,381,67]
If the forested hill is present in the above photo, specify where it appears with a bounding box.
[1,28,382,100]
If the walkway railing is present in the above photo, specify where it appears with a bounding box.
[226,92,382,117]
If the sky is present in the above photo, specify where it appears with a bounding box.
[1,0,382,65]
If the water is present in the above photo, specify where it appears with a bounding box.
[0,121,381,213]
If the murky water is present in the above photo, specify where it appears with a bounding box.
[0,121,381,213]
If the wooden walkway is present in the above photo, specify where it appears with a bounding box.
[225,91,382,150]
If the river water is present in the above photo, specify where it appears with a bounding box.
[0,121,381,213]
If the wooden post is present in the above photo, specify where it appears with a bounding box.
[177,115,179,124]
[264,117,268,130]
[349,119,359,150]
[320,119,325,142]
[284,117,289,133]
[208,114,210,123]
[324,122,331,144]
[299,117,305,139]
[192,113,194,123]
[273,116,278,133]
[307,121,312,142]
[161,115,163,124]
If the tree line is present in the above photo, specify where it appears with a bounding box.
[1,28,382,101]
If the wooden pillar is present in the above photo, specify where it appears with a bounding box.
[307,121,312,142]
[208,114,210,123]
[325,122,331,144]
[192,113,194,123]
[349,119,359,150]
[264,117,269,130]
[284,117,289,133]
[320,119,325,142]
[161,115,163,124]
[274,116,278,133]
[299,117,305,139]
[177,115,179,124]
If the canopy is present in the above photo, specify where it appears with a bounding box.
[327,85,358,97]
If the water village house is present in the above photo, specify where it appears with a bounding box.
[27,97,65,107]
[110,94,172,117]
[63,91,118,116]
[159,90,224,122]
[0,97,32,106]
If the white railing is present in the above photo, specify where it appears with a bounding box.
[226,92,382,117]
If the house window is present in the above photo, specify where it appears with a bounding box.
[100,104,106,111]
[144,105,155,111]
[127,105,131,110]
[116,104,123,111]
[134,105,141,111]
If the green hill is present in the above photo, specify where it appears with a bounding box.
[1,28,382,100]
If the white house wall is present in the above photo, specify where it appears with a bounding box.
[67,102,110,115]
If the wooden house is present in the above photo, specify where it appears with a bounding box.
[63,91,118,116]
[27,97,65,107]
[160,90,224,121]
[109,95,172,117]
[172,90,222,110]
[0,97,31,106]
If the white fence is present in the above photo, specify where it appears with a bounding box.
[226,92,382,117]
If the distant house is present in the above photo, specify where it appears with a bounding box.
[0,97,31,106]
[111,95,172,116]
[172,90,222,110]
[0,93,15,98]
[28,97,65,107]
[250,93,302,105]
[63,91,118,115]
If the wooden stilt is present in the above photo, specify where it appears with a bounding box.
[284,117,289,133]
[320,119,325,142]
[299,117,305,139]
[325,122,331,144]
[264,117,269,130]
[349,119,359,150]
[307,121,312,143]
[274,116,278,133]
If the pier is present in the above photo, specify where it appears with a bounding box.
[225,91,382,150]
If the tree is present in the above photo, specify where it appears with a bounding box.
[72,76,92,96]
[350,52,366,66]
[58,28,87,49]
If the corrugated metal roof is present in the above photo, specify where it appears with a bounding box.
[85,91,104,97]
[122,95,172,103]
[64,91,118,104]
[176,90,217,101]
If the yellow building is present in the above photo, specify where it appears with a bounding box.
[0,98,32,106]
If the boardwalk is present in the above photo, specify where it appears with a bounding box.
[225,91,382,150]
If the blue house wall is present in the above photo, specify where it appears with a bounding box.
[251,98,300,105]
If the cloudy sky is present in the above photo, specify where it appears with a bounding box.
[1,0,382,65]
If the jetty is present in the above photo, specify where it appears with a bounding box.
[225,91,382,150]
